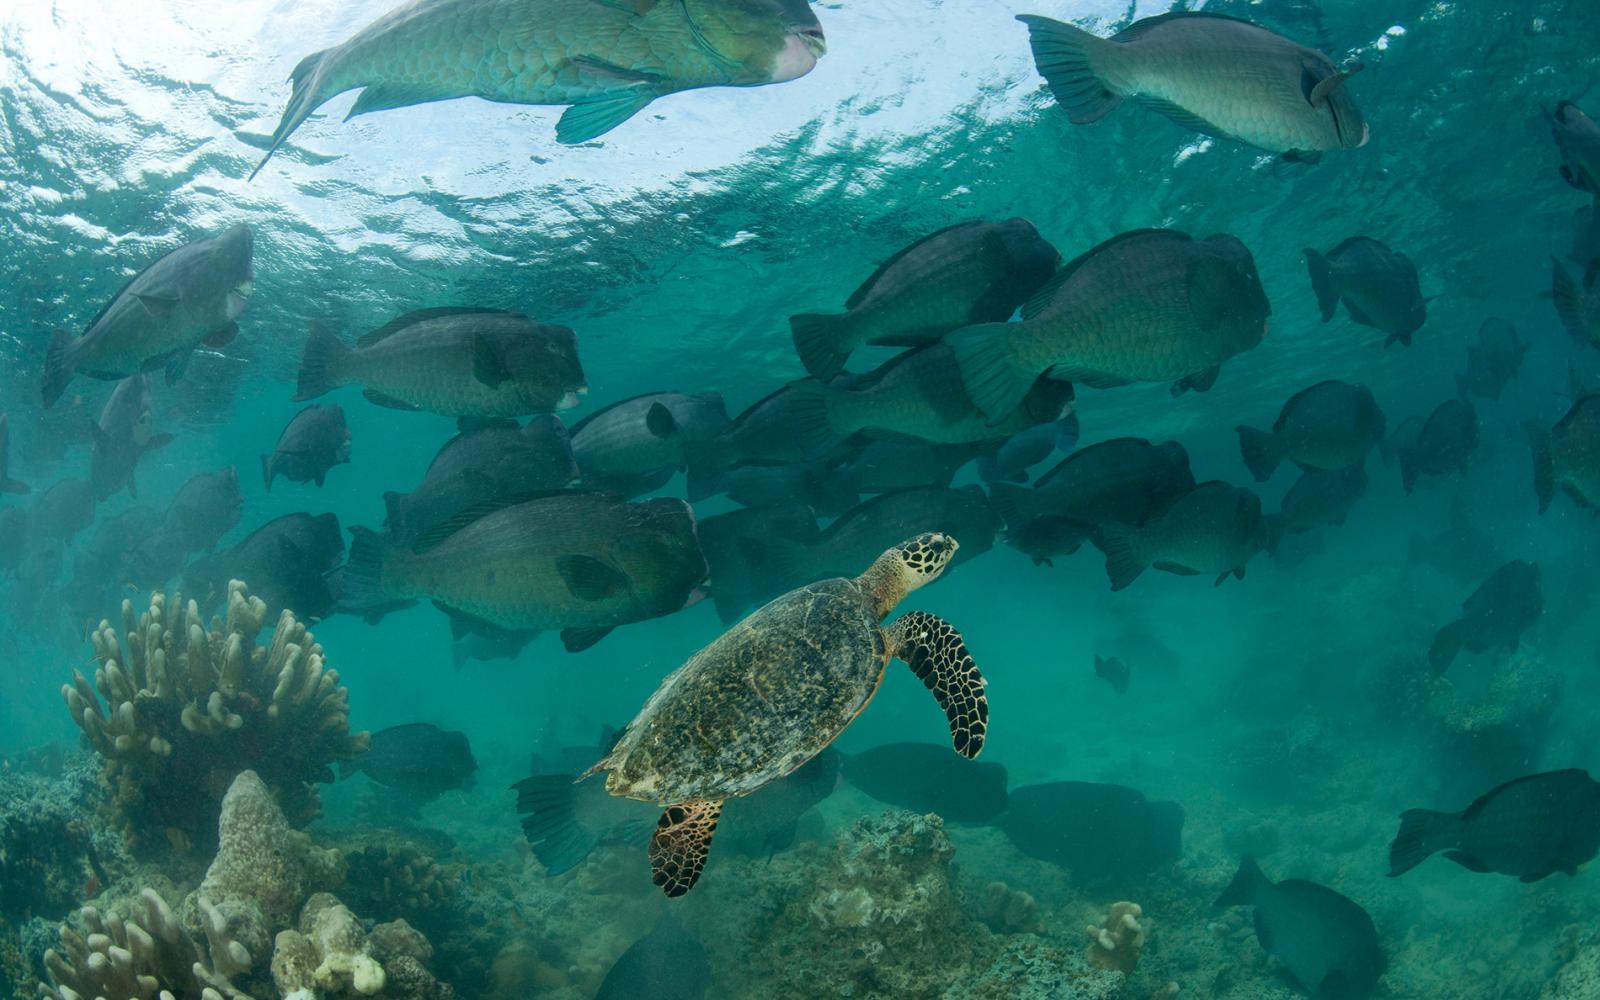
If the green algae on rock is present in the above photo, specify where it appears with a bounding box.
[61,581,369,852]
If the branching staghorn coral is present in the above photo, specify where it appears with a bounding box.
[61,581,369,850]
[37,887,256,1000]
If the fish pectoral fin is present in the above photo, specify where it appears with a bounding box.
[571,55,664,86]
[1306,63,1363,108]
[556,88,656,145]
[556,554,629,601]
[1171,365,1220,396]
[361,388,423,411]
[560,625,615,652]
[1442,850,1493,873]
[471,334,513,389]
[204,322,239,349]
[134,292,179,318]
[346,83,456,121]
[645,401,677,438]
[1132,96,1232,142]
[164,351,191,385]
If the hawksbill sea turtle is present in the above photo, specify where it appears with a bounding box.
[581,531,988,896]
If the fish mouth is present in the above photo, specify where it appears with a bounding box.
[771,26,825,83]
[234,279,256,299]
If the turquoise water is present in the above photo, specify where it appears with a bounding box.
[4,0,1600,998]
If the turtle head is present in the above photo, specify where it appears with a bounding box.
[863,533,959,617]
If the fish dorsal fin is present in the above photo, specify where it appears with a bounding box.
[1462,769,1589,820]
[1306,63,1363,108]
[1112,10,1276,41]
[845,222,987,310]
[411,489,579,553]
[358,307,516,347]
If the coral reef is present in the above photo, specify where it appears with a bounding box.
[979,881,1044,935]
[36,887,257,1000]
[197,770,345,930]
[1085,901,1145,974]
[61,582,368,850]
[272,894,454,1000]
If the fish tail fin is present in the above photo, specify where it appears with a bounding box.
[41,328,75,409]
[682,440,725,501]
[1428,619,1466,674]
[260,454,275,492]
[786,379,844,457]
[340,526,393,621]
[790,313,853,381]
[1527,420,1556,514]
[948,322,1034,424]
[1095,522,1145,591]
[1234,425,1282,482]
[1552,258,1587,341]
[1214,855,1268,908]
[295,323,351,401]
[251,46,340,181]
[1015,15,1122,124]
[512,774,601,877]
[1303,248,1340,321]
[1388,809,1457,877]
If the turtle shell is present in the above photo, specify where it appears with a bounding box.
[604,577,887,804]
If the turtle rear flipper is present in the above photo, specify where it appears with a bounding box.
[887,610,988,759]
[650,798,724,897]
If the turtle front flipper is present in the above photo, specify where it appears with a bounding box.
[887,611,988,758]
[649,798,724,897]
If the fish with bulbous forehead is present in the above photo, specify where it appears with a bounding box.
[43,225,254,408]
[251,0,828,178]
[1016,11,1367,157]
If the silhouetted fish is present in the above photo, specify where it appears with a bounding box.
[0,414,28,497]
[43,225,254,408]
[1388,769,1600,881]
[184,512,345,620]
[1551,257,1600,348]
[156,467,244,558]
[840,742,1008,822]
[1304,236,1428,347]
[594,915,711,1000]
[689,461,856,517]
[826,437,978,497]
[975,413,1081,485]
[344,723,478,799]
[1455,318,1526,402]
[89,374,174,501]
[1393,399,1477,495]
[262,404,351,491]
[29,478,96,545]
[1093,654,1130,695]
[1235,380,1384,481]
[696,504,819,624]
[383,416,577,549]
[790,218,1060,379]
[989,437,1195,566]
[1000,781,1183,885]
[685,385,846,491]
[1094,481,1265,591]
[1265,464,1367,554]
[1530,394,1600,513]
[1215,857,1384,1000]
[1406,500,1499,585]
[1550,100,1600,195]
[1428,560,1541,674]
